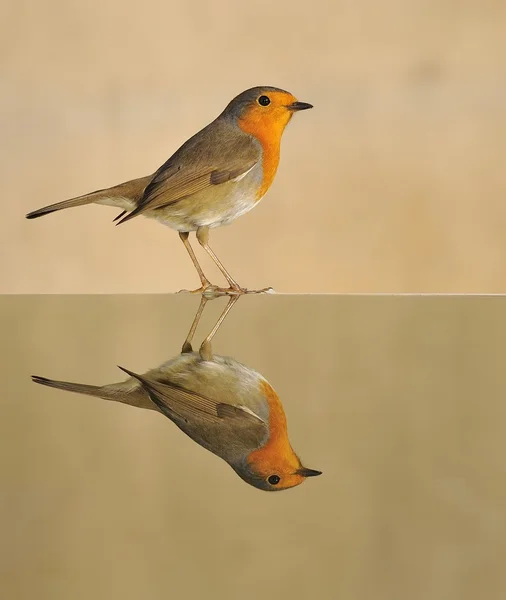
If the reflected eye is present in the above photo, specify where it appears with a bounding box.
[268,474,280,485]
[258,95,270,106]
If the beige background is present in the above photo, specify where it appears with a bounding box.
[2,1,506,293]
[2,294,506,599]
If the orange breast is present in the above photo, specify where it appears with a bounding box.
[238,118,284,200]
[247,381,297,475]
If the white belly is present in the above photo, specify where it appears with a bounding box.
[153,162,265,231]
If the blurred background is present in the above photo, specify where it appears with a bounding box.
[2,0,505,293]
[2,294,506,599]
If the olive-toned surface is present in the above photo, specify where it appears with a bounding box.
[1,294,505,599]
[3,1,506,293]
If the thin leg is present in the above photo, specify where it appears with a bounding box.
[199,295,240,361]
[178,231,212,293]
[196,226,274,295]
[196,227,241,289]
[181,295,208,354]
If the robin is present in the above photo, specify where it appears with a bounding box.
[31,296,322,491]
[26,86,313,294]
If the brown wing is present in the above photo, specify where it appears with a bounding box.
[117,366,266,429]
[116,121,260,224]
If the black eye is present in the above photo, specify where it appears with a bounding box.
[258,95,270,106]
[268,475,280,485]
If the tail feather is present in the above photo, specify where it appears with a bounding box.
[25,175,152,220]
[31,373,158,411]
[26,192,100,219]
[31,375,110,398]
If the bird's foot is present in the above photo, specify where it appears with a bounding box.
[219,285,275,296]
[177,283,275,298]
[243,286,275,295]
[177,283,237,299]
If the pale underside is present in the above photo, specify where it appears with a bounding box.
[145,161,264,231]
[95,169,265,231]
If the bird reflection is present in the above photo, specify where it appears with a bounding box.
[31,295,321,492]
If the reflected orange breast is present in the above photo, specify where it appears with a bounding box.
[247,381,298,476]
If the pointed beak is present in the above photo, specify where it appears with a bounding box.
[287,101,313,112]
[296,467,322,478]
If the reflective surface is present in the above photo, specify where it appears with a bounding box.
[2,295,506,599]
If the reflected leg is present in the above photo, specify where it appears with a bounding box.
[199,295,240,361]
[181,295,208,354]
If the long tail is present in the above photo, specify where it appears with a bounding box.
[31,374,157,411]
[25,175,152,220]
[31,375,110,397]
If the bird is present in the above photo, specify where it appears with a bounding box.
[31,295,322,491]
[26,86,313,294]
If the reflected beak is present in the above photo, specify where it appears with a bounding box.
[297,467,322,478]
[287,101,313,111]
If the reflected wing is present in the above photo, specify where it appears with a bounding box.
[117,366,266,430]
